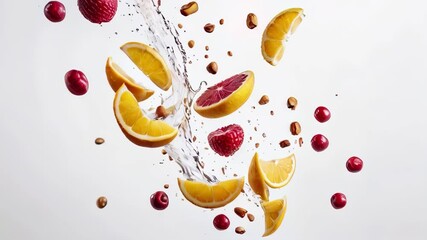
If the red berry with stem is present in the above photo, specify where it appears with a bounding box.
[346,156,363,172]
[64,70,89,96]
[150,191,169,210]
[44,1,66,22]
[314,106,331,123]
[213,214,230,230]
[311,134,329,152]
[331,193,347,209]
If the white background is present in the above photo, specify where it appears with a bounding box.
[1,0,427,239]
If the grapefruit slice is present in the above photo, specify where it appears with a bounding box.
[194,70,254,118]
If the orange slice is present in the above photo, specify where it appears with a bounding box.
[120,42,172,91]
[259,154,296,188]
[262,196,288,237]
[106,57,154,102]
[248,153,270,201]
[113,84,177,147]
[261,8,304,65]
[193,70,254,118]
[177,177,244,208]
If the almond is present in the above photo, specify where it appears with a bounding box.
[180,2,198,16]
[234,207,248,218]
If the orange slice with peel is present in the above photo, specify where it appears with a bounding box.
[106,57,154,102]
[259,154,296,188]
[261,8,304,65]
[177,177,244,208]
[248,152,270,201]
[113,84,177,147]
[193,70,254,118]
[120,42,172,91]
[262,196,288,237]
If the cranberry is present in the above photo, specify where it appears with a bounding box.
[150,191,169,210]
[213,214,230,230]
[331,193,347,209]
[64,70,89,95]
[346,156,363,172]
[314,106,331,123]
[311,134,329,152]
[44,1,66,22]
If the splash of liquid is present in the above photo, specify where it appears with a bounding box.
[134,0,217,183]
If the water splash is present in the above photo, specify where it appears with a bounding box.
[134,0,217,183]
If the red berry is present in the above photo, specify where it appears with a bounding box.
[64,70,89,96]
[311,134,329,152]
[213,214,230,230]
[208,124,244,157]
[150,191,169,210]
[346,156,363,172]
[314,106,331,123]
[331,193,347,209]
[44,1,66,22]
[78,0,118,24]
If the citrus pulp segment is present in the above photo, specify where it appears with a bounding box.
[106,57,154,102]
[113,84,177,147]
[259,154,296,188]
[261,8,304,66]
[262,197,288,237]
[248,152,270,201]
[177,177,245,208]
[120,42,172,91]
[194,70,254,118]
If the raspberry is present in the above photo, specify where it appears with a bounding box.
[208,124,244,157]
[78,0,118,24]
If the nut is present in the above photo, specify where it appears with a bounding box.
[188,40,195,48]
[298,137,304,147]
[227,51,233,56]
[247,213,255,222]
[280,140,291,148]
[204,54,209,59]
[290,121,301,135]
[206,62,218,74]
[205,45,209,51]
[95,137,105,145]
[219,19,224,25]
[163,184,169,189]
[270,110,274,115]
[155,105,170,119]
[255,143,260,148]
[96,196,108,209]
[235,226,246,234]
[180,2,198,16]
[234,207,248,218]
[287,97,298,110]
[204,23,215,33]
[161,149,167,155]
[246,13,258,29]
[178,23,183,29]
[258,95,270,105]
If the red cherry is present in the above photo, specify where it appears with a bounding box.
[64,70,89,96]
[314,106,331,123]
[331,193,347,209]
[311,134,329,152]
[213,214,230,230]
[44,1,66,22]
[150,191,169,210]
[346,156,363,172]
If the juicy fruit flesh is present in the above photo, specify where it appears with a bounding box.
[262,197,287,237]
[259,154,296,188]
[114,85,177,147]
[208,124,244,157]
[196,73,247,107]
[177,178,244,208]
[121,42,172,91]
[248,153,270,201]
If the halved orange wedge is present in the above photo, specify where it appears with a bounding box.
[106,57,154,102]
[262,196,288,237]
[261,8,304,66]
[121,42,172,91]
[113,84,177,147]
[248,153,270,201]
[193,70,254,118]
[259,154,296,188]
[177,177,244,208]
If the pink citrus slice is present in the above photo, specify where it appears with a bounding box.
[193,70,254,118]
